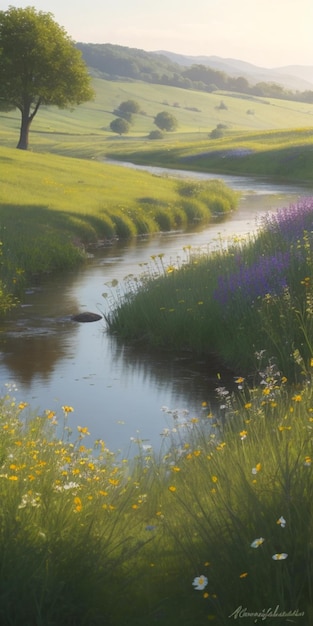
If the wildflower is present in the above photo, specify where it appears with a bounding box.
[292,394,302,402]
[62,405,74,413]
[18,402,28,410]
[211,475,218,483]
[168,485,176,493]
[252,463,262,474]
[277,516,286,528]
[171,466,181,472]
[74,496,82,512]
[304,456,311,466]
[272,553,288,560]
[77,426,90,435]
[63,482,80,490]
[278,425,291,431]
[244,402,252,409]
[239,572,248,578]
[250,537,265,548]
[192,575,208,591]
[203,592,209,598]
[240,430,248,440]
[235,377,245,384]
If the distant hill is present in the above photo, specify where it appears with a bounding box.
[153,50,313,92]
[77,43,313,102]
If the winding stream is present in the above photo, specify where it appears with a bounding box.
[1,165,312,455]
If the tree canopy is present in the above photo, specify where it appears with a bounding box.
[0,6,94,149]
[110,118,130,135]
[154,111,178,132]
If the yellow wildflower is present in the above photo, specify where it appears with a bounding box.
[292,394,302,402]
[62,405,74,413]
[77,426,90,435]
[74,496,82,512]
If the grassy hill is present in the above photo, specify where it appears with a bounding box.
[2,78,313,161]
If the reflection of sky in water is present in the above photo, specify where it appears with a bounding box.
[0,179,312,455]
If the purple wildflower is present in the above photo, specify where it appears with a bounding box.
[214,252,290,307]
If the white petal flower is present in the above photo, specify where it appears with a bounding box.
[272,553,288,560]
[250,537,265,548]
[192,575,208,590]
[276,516,286,528]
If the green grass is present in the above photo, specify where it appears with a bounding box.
[105,197,313,381]
[0,359,311,624]
[1,76,313,625]
[0,145,237,304]
[2,77,313,165]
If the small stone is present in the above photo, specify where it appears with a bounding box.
[72,312,102,323]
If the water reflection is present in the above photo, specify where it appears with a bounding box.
[0,278,80,383]
[109,337,235,405]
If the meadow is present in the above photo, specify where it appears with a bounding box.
[106,196,313,381]
[0,357,311,625]
[0,145,237,309]
[1,76,313,624]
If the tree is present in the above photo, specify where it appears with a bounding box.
[117,99,140,114]
[110,118,130,135]
[0,6,94,150]
[154,111,178,132]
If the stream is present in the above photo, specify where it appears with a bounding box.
[1,164,312,455]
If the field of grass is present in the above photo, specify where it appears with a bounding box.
[2,77,313,165]
[0,145,237,307]
[1,76,313,624]
[0,359,311,625]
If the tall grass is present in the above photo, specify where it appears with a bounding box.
[106,196,313,381]
[0,389,156,625]
[146,358,313,624]
[0,357,311,625]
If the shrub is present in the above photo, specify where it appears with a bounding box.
[148,129,164,140]
[210,127,224,139]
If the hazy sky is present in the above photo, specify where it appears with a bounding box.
[4,0,313,68]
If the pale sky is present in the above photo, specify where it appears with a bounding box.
[4,0,313,68]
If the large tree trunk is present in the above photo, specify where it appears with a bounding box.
[17,98,41,150]
[17,111,31,150]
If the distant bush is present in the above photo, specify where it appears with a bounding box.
[210,127,224,139]
[154,111,178,132]
[216,100,228,110]
[110,118,130,135]
[148,129,164,140]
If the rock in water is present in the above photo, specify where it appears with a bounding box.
[72,312,102,323]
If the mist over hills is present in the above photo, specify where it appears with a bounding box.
[153,50,313,92]
[77,42,313,98]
